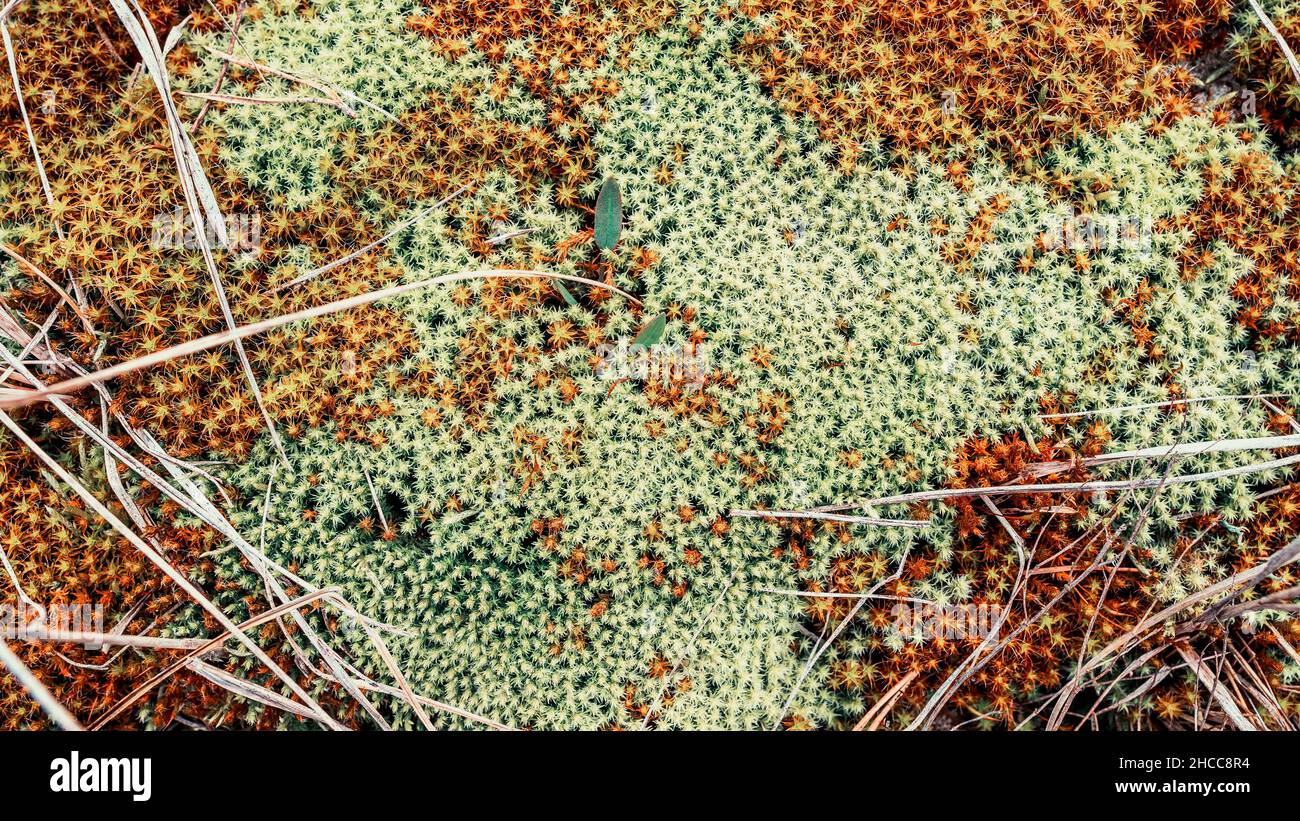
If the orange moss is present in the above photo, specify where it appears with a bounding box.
[796,422,1297,728]
[0,0,379,728]
[733,0,1215,167]
[0,432,228,729]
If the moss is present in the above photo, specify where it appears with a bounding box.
[204,12,1298,728]
[4,0,1299,730]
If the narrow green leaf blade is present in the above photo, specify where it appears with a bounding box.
[555,280,579,307]
[632,314,666,347]
[594,177,622,251]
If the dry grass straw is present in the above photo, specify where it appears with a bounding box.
[0,269,640,410]
[107,0,287,464]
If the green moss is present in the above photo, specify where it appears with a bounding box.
[190,11,1299,728]
[185,0,449,208]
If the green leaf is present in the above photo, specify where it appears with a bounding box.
[633,314,666,347]
[555,280,579,308]
[594,177,622,251]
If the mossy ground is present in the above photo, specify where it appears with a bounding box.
[3,0,1300,729]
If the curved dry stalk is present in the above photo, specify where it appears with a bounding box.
[100,400,156,532]
[362,466,389,533]
[1195,532,1300,626]
[487,227,539,245]
[340,676,516,731]
[0,244,95,333]
[188,660,324,722]
[1207,583,1300,621]
[755,467,1289,724]
[128,430,402,637]
[853,668,919,731]
[982,494,1027,551]
[107,0,288,464]
[90,576,508,731]
[0,269,641,410]
[1067,439,1193,727]
[119,413,451,731]
[5,1,505,733]
[51,604,164,672]
[1028,511,1230,729]
[356,619,434,731]
[0,534,43,619]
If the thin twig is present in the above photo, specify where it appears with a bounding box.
[2,628,207,650]
[189,0,245,132]
[203,45,404,122]
[108,0,288,465]
[1038,393,1286,420]
[0,269,642,410]
[1176,643,1258,731]
[179,89,355,115]
[0,244,95,333]
[1024,433,1300,478]
[89,588,338,729]
[640,570,741,729]
[1,13,64,241]
[272,184,468,292]
[809,453,1300,513]
[774,542,914,729]
[729,508,929,528]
